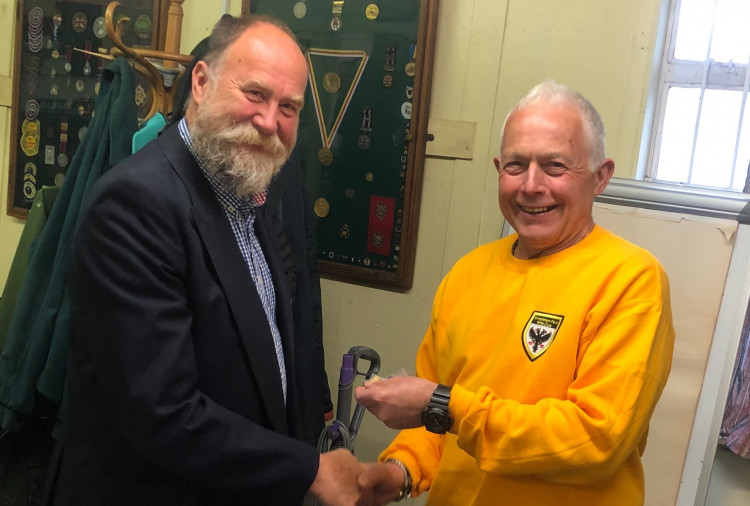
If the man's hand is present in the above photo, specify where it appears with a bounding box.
[354,376,437,429]
[309,449,368,506]
[358,462,407,505]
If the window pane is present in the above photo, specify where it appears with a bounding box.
[655,87,700,183]
[674,0,714,61]
[691,90,742,188]
[734,100,750,191]
[711,0,750,63]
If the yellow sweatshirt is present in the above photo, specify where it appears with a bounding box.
[380,226,675,506]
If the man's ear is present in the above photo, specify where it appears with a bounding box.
[191,61,211,106]
[593,158,615,196]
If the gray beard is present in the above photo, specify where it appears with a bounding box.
[189,115,293,197]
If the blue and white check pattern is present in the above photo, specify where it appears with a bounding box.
[178,119,286,402]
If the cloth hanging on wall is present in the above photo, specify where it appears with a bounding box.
[0,58,138,435]
[720,296,750,459]
[0,186,60,353]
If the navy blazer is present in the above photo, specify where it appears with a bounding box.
[54,125,320,505]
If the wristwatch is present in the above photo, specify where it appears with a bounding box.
[421,384,453,434]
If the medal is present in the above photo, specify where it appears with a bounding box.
[93,17,107,39]
[72,11,88,34]
[365,172,374,182]
[293,1,307,19]
[83,41,93,75]
[78,126,88,141]
[331,1,344,31]
[405,43,417,76]
[64,46,73,73]
[51,11,62,57]
[54,173,66,186]
[135,84,147,106]
[318,147,334,166]
[406,86,414,99]
[58,117,68,168]
[382,74,393,88]
[314,198,330,218]
[366,4,380,20]
[323,72,341,93]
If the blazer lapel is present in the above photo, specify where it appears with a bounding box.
[157,126,287,433]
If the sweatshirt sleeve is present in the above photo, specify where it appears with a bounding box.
[449,264,675,483]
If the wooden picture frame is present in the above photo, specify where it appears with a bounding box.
[248,0,439,290]
[7,0,167,219]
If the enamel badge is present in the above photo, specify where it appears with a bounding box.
[522,311,564,361]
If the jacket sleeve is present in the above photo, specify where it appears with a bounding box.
[68,171,318,502]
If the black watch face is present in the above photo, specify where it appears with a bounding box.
[422,407,452,433]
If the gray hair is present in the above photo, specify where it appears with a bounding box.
[500,80,606,171]
[202,14,300,69]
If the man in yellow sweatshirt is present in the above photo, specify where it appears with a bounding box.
[354,80,675,506]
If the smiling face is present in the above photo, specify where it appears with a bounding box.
[494,102,614,259]
[186,22,308,196]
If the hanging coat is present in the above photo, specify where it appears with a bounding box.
[0,58,138,434]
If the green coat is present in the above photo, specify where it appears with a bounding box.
[0,58,138,433]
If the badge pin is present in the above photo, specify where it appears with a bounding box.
[357,134,371,150]
[72,12,88,34]
[134,14,152,40]
[93,17,107,38]
[401,102,412,120]
[45,145,55,165]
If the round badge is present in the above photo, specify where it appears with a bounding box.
[23,180,37,200]
[51,50,59,59]
[330,16,342,31]
[314,198,330,218]
[76,79,85,92]
[93,17,107,38]
[78,126,88,141]
[25,100,39,121]
[401,102,412,120]
[323,72,341,94]
[357,134,371,150]
[72,12,88,34]
[54,173,65,186]
[64,62,72,73]
[405,61,416,77]
[134,14,152,40]
[366,4,380,20]
[24,162,37,176]
[365,172,374,182]
[318,147,333,166]
[58,153,68,167]
[293,2,307,19]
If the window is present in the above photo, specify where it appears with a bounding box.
[646,0,750,192]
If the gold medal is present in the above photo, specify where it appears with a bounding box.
[365,172,374,182]
[366,4,380,20]
[323,72,341,93]
[405,61,416,77]
[314,198,330,218]
[318,147,334,166]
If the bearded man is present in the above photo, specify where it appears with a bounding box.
[53,16,368,506]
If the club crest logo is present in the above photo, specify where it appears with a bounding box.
[522,311,564,361]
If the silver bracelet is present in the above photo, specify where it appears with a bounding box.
[384,458,412,501]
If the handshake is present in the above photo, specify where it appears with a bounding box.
[309,375,441,505]
[309,449,407,506]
